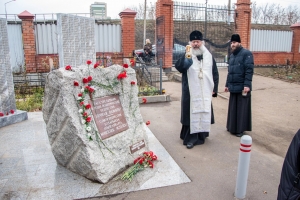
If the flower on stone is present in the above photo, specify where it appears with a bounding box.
[80,101,84,106]
[86,126,92,132]
[83,78,89,84]
[78,93,83,97]
[0,112,4,117]
[85,104,91,109]
[87,76,93,82]
[81,119,86,124]
[83,112,88,117]
[94,63,99,68]
[87,60,92,65]
[10,110,14,114]
[77,97,83,101]
[123,63,129,68]
[85,85,95,94]
[65,65,72,70]
[146,121,150,126]
[131,81,136,85]
[142,98,147,103]
[117,71,127,80]
[130,59,135,66]
[74,81,79,86]
[86,116,92,123]
[122,151,158,181]
[78,109,83,113]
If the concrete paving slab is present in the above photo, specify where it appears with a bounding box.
[0,112,190,200]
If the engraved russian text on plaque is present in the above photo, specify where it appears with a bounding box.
[89,95,129,139]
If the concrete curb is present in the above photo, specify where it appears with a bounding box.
[138,94,171,103]
[0,110,28,128]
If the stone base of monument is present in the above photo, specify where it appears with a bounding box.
[0,110,28,128]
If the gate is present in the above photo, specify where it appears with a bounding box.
[173,1,235,63]
[156,16,165,66]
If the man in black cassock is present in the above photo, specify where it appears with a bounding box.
[225,34,254,137]
[175,30,219,149]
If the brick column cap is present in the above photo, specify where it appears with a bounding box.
[290,22,300,28]
[119,8,137,17]
[18,10,35,20]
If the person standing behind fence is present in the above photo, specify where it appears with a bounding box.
[144,39,153,56]
[175,30,219,149]
[225,34,254,137]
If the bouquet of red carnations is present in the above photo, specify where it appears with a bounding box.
[121,151,158,181]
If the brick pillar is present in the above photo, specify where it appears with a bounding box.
[290,22,300,64]
[18,11,36,73]
[156,0,173,72]
[235,0,251,49]
[119,9,137,57]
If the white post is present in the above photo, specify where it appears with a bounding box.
[234,135,252,199]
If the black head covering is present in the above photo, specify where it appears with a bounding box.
[231,34,241,43]
[190,30,203,41]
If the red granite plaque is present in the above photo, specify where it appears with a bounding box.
[89,95,129,140]
[129,140,146,154]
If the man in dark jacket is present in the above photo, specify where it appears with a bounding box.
[277,129,300,200]
[225,34,254,137]
[175,30,219,149]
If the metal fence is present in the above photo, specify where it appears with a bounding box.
[250,29,293,52]
[173,1,235,63]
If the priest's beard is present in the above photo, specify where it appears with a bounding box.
[192,48,203,56]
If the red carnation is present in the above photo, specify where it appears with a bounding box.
[146,121,150,126]
[10,110,14,114]
[139,158,144,164]
[78,93,83,97]
[0,112,4,117]
[134,157,142,164]
[86,116,92,122]
[86,60,92,65]
[87,76,92,82]
[65,65,72,70]
[85,104,91,109]
[130,59,135,66]
[89,87,94,93]
[83,112,88,117]
[142,98,147,103]
[130,81,136,85]
[83,78,88,83]
[94,63,99,68]
[74,81,79,86]
[123,63,129,68]
[152,155,157,161]
[80,102,84,106]
[117,71,127,80]
[148,160,154,168]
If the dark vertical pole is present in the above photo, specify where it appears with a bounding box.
[160,58,162,94]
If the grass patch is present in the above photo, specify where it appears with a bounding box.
[15,87,44,112]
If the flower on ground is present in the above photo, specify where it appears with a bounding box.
[142,98,147,103]
[74,81,79,86]
[65,65,72,70]
[117,71,127,80]
[146,121,150,126]
[123,64,129,68]
[121,151,158,181]
[10,110,14,114]
[87,60,92,65]
[0,112,4,117]
[130,81,136,85]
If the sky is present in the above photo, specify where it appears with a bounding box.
[0,0,299,19]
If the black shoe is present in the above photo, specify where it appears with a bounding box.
[235,132,244,137]
[186,143,194,149]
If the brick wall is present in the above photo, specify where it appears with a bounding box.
[119,9,137,58]
[96,52,124,66]
[18,11,36,73]
[253,52,294,65]
[291,23,300,64]
[156,0,173,71]
[235,0,251,49]
[35,54,59,72]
